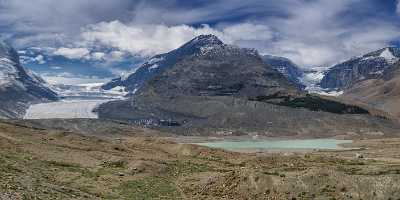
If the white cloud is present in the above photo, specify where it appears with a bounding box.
[255,0,400,67]
[53,47,90,59]
[90,52,106,60]
[78,18,400,67]
[34,54,46,64]
[81,21,221,57]
[109,51,125,61]
[4,0,399,68]
[79,21,273,58]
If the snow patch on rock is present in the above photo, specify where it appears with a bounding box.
[380,48,398,64]
[148,64,159,70]
[0,57,18,86]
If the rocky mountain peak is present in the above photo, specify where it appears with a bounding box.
[186,34,224,47]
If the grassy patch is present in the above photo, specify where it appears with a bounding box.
[168,160,211,176]
[118,177,181,199]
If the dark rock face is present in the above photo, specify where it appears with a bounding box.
[261,55,305,89]
[136,39,298,99]
[0,41,58,118]
[320,47,400,90]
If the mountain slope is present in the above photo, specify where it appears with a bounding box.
[0,41,58,118]
[97,35,398,136]
[261,55,305,89]
[342,62,400,118]
[320,47,400,90]
[319,47,400,118]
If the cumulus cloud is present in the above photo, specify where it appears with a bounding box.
[0,0,136,47]
[34,54,46,64]
[54,47,90,60]
[90,52,106,61]
[254,0,400,67]
[78,18,400,67]
[2,0,400,68]
[80,21,273,57]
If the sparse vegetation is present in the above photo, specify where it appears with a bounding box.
[1,121,400,199]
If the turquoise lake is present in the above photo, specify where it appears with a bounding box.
[194,139,353,151]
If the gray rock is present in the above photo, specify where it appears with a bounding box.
[261,55,305,89]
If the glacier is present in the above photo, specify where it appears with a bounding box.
[24,100,108,119]
[24,80,127,119]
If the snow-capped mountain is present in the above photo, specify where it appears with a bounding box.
[0,41,58,118]
[97,35,376,135]
[261,55,305,89]
[320,47,400,91]
[102,35,243,92]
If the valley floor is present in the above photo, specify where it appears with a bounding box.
[1,121,400,199]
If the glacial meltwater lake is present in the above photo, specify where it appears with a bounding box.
[193,139,353,152]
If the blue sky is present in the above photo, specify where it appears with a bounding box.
[1,0,400,82]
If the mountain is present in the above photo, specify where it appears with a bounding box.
[102,35,231,92]
[320,47,400,90]
[0,41,58,118]
[103,39,306,93]
[341,61,400,118]
[96,35,398,136]
[318,47,400,118]
[261,55,305,89]
[132,35,299,98]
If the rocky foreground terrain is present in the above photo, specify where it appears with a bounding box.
[1,120,400,199]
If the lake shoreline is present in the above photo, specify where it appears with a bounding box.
[173,136,354,153]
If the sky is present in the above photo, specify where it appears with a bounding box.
[1,0,400,82]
